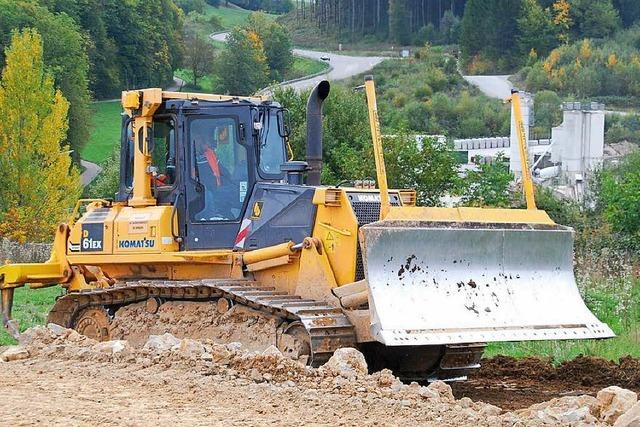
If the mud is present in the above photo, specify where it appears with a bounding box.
[453,355,640,410]
[109,300,279,352]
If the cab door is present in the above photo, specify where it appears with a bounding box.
[183,108,254,250]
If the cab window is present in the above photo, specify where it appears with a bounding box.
[190,117,249,222]
[151,118,176,186]
[259,111,286,176]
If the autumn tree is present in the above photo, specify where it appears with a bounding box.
[216,27,269,94]
[245,12,293,81]
[0,30,81,242]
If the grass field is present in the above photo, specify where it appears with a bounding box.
[284,56,329,81]
[0,286,62,346]
[486,277,640,363]
[187,4,277,39]
[80,101,122,164]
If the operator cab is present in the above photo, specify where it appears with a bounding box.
[117,98,291,250]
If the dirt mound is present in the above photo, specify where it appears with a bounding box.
[552,356,640,389]
[110,300,279,351]
[474,355,640,389]
[453,355,640,411]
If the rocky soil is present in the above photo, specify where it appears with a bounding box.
[1,325,639,426]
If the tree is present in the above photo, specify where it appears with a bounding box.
[183,32,215,88]
[460,0,522,72]
[0,30,81,242]
[569,0,620,39]
[0,0,92,163]
[385,134,461,206]
[245,13,293,81]
[600,151,640,234]
[461,154,514,207]
[518,0,558,57]
[216,27,269,94]
[389,0,410,45]
[552,0,572,44]
[533,90,562,132]
[175,0,206,14]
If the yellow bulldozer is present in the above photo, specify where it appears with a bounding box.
[0,77,613,381]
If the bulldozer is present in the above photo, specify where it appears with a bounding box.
[0,78,613,381]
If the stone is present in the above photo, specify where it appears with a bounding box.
[262,345,283,357]
[18,326,51,346]
[418,386,439,400]
[0,346,29,362]
[458,397,473,408]
[249,369,264,383]
[173,339,205,358]
[47,323,67,336]
[426,381,454,403]
[322,347,368,378]
[597,386,638,425]
[479,403,502,417]
[517,395,599,425]
[92,340,128,355]
[200,352,214,362]
[615,401,640,427]
[143,333,181,352]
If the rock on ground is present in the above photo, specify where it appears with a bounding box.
[321,347,368,378]
[143,333,181,352]
[1,346,29,362]
[615,401,640,427]
[598,386,638,425]
[515,395,600,425]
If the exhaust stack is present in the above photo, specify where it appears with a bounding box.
[306,80,330,186]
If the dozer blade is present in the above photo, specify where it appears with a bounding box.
[361,215,614,347]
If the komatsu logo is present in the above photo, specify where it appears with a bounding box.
[118,238,155,249]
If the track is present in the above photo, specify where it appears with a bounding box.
[46,279,485,380]
[48,279,356,367]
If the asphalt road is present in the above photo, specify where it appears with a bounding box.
[462,74,513,99]
[210,32,385,92]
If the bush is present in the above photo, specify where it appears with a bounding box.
[599,152,640,234]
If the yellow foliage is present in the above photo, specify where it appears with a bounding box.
[575,57,582,69]
[0,29,81,243]
[553,0,571,44]
[467,55,491,75]
[247,30,263,52]
[529,48,538,61]
[579,39,592,60]
[607,53,618,69]
[544,49,561,74]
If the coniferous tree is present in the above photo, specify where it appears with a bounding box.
[389,0,410,45]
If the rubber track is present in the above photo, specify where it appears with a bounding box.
[48,279,357,367]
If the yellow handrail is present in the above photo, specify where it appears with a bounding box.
[508,90,537,210]
[364,76,391,220]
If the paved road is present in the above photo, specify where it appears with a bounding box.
[462,74,513,99]
[211,32,385,92]
[80,159,103,186]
